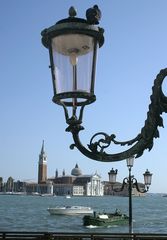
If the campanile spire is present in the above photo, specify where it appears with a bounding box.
[38,140,47,184]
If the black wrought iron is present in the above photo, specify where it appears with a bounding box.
[113,176,149,194]
[66,68,167,162]
[41,6,104,108]
[1,232,167,240]
[111,166,150,234]
[41,5,167,162]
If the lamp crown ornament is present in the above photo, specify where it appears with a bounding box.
[41,5,167,162]
[86,5,102,25]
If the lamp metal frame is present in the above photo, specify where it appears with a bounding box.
[41,6,167,162]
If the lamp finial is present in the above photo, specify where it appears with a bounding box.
[69,6,77,18]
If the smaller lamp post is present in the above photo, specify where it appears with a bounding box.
[109,157,152,234]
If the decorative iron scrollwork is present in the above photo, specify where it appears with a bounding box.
[112,177,148,193]
[66,68,167,162]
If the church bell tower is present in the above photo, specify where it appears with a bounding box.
[38,140,47,184]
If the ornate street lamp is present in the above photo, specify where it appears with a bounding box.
[41,5,167,162]
[109,156,153,233]
[41,6,104,109]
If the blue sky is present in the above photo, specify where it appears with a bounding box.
[1,0,167,193]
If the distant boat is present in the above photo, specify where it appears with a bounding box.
[162,194,167,197]
[65,195,71,199]
[47,206,93,215]
[83,209,129,227]
[40,193,53,197]
[31,192,40,196]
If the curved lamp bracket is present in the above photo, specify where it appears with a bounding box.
[112,177,128,192]
[132,178,149,193]
[64,68,167,162]
[112,177,149,193]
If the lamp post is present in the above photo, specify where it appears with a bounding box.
[41,5,167,162]
[109,156,153,233]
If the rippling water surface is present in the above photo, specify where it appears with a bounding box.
[0,194,167,233]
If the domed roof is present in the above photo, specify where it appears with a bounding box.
[71,164,82,176]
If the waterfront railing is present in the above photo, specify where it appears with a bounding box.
[1,232,167,240]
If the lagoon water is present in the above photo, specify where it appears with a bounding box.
[0,194,167,233]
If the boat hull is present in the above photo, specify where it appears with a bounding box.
[47,206,93,215]
[83,214,129,227]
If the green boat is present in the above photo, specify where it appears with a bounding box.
[83,209,129,227]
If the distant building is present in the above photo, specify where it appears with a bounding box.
[50,164,103,196]
[13,180,25,192]
[6,177,14,192]
[86,172,104,196]
[2,142,145,197]
[22,142,103,196]
[0,177,3,191]
[38,140,47,184]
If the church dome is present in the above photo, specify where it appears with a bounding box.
[71,164,82,176]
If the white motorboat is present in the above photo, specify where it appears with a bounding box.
[65,195,71,199]
[47,206,93,215]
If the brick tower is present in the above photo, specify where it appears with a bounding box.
[38,140,47,184]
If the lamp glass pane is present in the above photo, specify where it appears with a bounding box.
[109,174,117,183]
[51,34,97,99]
[126,156,134,167]
[108,169,117,183]
[144,170,152,185]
